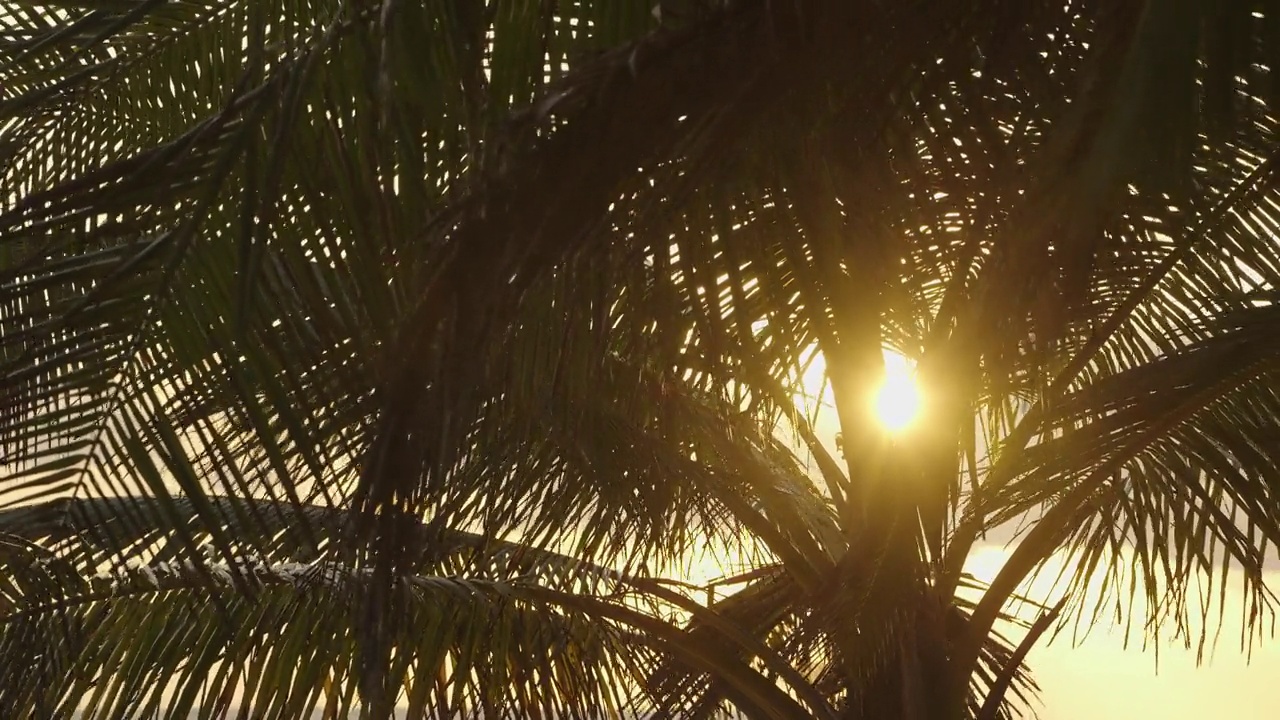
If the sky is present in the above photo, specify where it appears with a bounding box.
[1027,620,1280,720]
[964,548,1280,720]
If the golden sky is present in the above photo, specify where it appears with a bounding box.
[961,547,1280,719]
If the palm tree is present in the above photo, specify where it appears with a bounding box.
[4,0,1280,717]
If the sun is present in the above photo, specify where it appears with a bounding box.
[871,353,922,432]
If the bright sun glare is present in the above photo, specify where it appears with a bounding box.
[797,348,923,433]
[872,353,922,432]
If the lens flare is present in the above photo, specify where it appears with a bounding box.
[872,356,922,432]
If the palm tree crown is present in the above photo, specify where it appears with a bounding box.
[3,1,1280,718]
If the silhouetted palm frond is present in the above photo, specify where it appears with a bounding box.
[6,1,1280,718]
